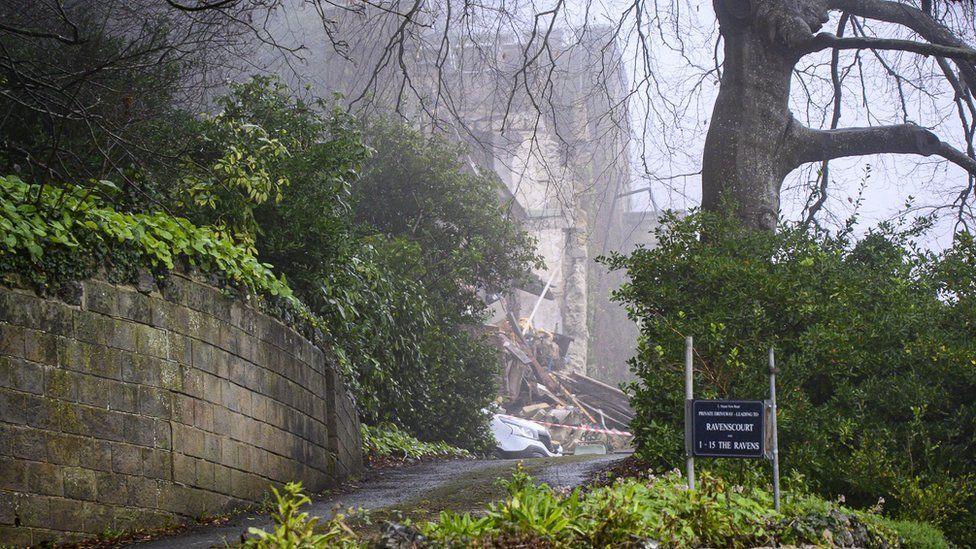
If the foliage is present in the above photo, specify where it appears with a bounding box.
[189,79,522,450]
[361,423,471,463]
[419,468,932,548]
[886,520,950,549]
[0,175,299,312]
[356,119,540,320]
[182,116,291,249]
[601,209,976,545]
[243,482,360,548]
[2,74,515,452]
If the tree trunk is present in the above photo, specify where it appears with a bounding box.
[702,0,829,230]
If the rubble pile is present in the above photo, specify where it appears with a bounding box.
[490,307,634,454]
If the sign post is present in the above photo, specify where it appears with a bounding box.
[682,338,781,510]
[684,336,695,490]
[768,347,781,511]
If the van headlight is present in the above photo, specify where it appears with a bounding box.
[502,419,538,440]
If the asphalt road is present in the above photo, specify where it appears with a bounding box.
[127,453,628,548]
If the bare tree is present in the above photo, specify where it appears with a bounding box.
[271,0,976,233]
[702,0,976,230]
[0,0,315,190]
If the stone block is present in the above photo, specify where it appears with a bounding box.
[58,337,123,380]
[193,400,214,434]
[71,310,115,347]
[134,324,168,359]
[123,414,156,447]
[84,280,117,317]
[122,353,163,386]
[159,275,189,305]
[0,389,29,425]
[219,438,238,469]
[23,394,69,432]
[212,405,232,436]
[79,439,113,472]
[171,393,194,424]
[72,405,122,441]
[0,490,19,525]
[0,526,32,547]
[0,323,26,357]
[137,385,170,418]
[153,419,172,450]
[158,360,182,391]
[171,452,196,486]
[195,459,215,491]
[0,355,44,394]
[108,319,137,353]
[181,367,204,399]
[110,442,143,476]
[24,329,57,365]
[116,289,152,325]
[95,470,128,505]
[203,373,223,407]
[179,425,207,459]
[62,466,96,501]
[168,332,191,365]
[47,495,86,530]
[142,448,170,481]
[191,340,216,375]
[0,422,46,461]
[212,463,233,494]
[45,432,83,467]
[43,367,78,401]
[110,380,139,414]
[24,460,63,496]
[12,493,51,529]
[126,476,160,509]
[0,456,26,491]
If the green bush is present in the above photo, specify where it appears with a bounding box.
[361,423,471,462]
[888,520,950,549]
[180,80,533,451]
[601,210,976,545]
[420,468,927,547]
[245,469,943,548]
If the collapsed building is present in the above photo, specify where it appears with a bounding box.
[259,6,663,446]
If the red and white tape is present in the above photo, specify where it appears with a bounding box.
[501,415,632,437]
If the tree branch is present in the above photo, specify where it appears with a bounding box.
[795,124,976,176]
[804,32,976,63]
[828,0,976,90]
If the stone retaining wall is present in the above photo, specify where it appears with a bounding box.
[0,274,362,545]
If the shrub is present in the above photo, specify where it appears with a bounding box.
[888,520,950,549]
[192,80,526,451]
[243,482,360,548]
[601,210,976,545]
[420,468,929,548]
[361,423,471,463]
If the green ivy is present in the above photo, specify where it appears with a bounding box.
[0,174,305,316]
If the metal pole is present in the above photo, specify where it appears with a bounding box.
[769,347,781,512]
[685,336,695,490]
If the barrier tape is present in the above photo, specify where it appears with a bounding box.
[500,415,632,437]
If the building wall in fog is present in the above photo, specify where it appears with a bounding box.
[257,8,656,383]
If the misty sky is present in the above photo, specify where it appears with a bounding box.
[609,0,975,249]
